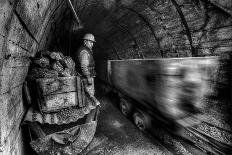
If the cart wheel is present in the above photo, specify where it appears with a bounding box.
[119,98,133,116]
[133,111,151,131]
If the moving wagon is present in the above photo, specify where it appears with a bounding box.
[98,57,232,154]
[99,57,218,130]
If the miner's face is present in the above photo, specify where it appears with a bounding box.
[85,40,94,49]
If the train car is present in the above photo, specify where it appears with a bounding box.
[100,57,219,130]
[97,56,232,154]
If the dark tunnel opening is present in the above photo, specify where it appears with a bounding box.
[0,0,232,154]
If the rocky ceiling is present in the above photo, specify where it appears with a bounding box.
[70,0,232,58]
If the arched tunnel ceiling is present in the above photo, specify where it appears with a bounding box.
[70,0,232,58]
[75,0,232,37]
[71,0,231,55]
[76,0,135,35]
[73,0,161,51]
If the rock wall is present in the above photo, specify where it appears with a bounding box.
[0,0,69,154]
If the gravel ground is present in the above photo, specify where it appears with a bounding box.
[84,95,172,155]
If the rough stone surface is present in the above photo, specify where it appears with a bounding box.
[0,86,25,155]
[0,0,13,36]
[7,14,34,52]
[0,0,70,155]
[16,0,52,38]
[0,57,30,94]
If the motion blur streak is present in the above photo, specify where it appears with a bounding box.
[107,57,219,128]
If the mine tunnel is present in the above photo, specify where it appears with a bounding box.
[0,0,232,155]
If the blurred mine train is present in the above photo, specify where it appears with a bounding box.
[97,56,232,154]
[97,56,219,130]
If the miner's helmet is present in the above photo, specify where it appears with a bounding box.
[83,33,96,42]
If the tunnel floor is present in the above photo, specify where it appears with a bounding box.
[23,86,206,155]
[23,88,215,155]
[24,92,172,155]
[80,93,172,155]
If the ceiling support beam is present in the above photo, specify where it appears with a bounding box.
[170,0,196,56]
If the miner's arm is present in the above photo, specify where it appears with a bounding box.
[79,50,92,84]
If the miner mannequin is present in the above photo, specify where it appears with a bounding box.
[75,33,99,123]
[76,33,96,96]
